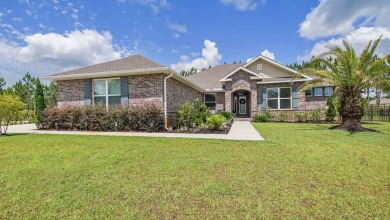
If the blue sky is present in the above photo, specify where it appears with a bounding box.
[0,0,389,86]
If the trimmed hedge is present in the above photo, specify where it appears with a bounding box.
[40,105,164,132]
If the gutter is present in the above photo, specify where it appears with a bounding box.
[164,72,174,130]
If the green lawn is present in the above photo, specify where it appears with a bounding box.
[1,123,389,219]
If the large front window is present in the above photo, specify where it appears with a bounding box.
[267,87,291,110]
[93,78,121,107]
[204,93,216,110]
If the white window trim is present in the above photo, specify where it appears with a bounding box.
[324,87,333,96]
[257,64,263,71]
[314,87,323,97]
[266,87,292,110]
[92,78,121,107]
[204,93,217,111]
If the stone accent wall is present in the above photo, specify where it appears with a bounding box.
[128,74,165,111]
[224,70,258,116]
[57,80,85,107]
[216,92,225,111]
[166,77,203,127]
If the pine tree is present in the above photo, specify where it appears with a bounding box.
[33,79,45,128]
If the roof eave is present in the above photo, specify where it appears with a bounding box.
[41,67,171,82]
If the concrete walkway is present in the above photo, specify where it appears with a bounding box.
[226,121,264,141]
[7,121,264,141]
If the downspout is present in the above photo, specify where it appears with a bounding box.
[164,72,174,130]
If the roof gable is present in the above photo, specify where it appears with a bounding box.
[244,55,312,80]
[220,66,268,82]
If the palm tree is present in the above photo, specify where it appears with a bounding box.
[299,36,390,131]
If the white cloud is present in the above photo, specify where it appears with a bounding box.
[172,32,180,38]
[190,52,199,57]
[220,0,259,11]
[0,29,126,85]
[299,0,390,39]
[260,49,275,60]
[118,0,170,13]
[167,22,187,33]
[170,39,222,72]
[298,27,390,61]
[12,17,23,22]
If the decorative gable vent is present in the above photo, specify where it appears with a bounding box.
[257,64,263,71]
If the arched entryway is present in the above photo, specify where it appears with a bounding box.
[232,90,250,117]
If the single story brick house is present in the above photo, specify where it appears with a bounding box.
[43,54,332,127]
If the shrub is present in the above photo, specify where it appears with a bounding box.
[206,114,226,130]
[276,111,288,122]
[325,94,337,122]
[310,108,322,122]
[177,101,193,129]
[192,99,210,126]
[294,112,308,122]
[218,111,236,121]
[41,105,164,132]
[253,108,272,122]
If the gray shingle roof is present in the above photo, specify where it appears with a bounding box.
[186,63,244,90]
[51,54,166,76]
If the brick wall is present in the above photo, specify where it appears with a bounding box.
[128,74,165,111]
[57,80,85,107]
[166,77,203,127]
[216,92,225,111]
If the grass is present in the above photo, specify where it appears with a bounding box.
[0,123,389,219]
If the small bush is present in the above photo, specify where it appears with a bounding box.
[325,94,337,122]
[253,108,272,122]
[276,111,288,122]
[294,112,308,122]
[41,105,164,132]
[310,108,322,122]
[177,101,193,129]
[206,114,226,130]
[218,111,236,121]
[192,99,211,126]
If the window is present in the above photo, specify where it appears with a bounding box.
[204,93,216,110]
[314,87,323,96]
[266,87,291,110]
[324,87,333,96]
[93,78,121,107]
[305,89,312,97]
[257,64,263,71]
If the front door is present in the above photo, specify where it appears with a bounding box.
[238,95,247,116]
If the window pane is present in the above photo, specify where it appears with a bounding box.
[205,93,216,102]
[305,89,312,96]
[314,88,323,96]
[324,87,333,96]
[93,80,106,95]
[205,102,216,110]
[94,96,106,105]
[108,79,121,95]
[268,99,278,109]
[267,88,278,98]
[280,99,291,109]
[280,88,291,98]
[109,96,121,105]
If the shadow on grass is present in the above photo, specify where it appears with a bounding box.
[0,133,31,137]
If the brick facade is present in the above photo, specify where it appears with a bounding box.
[166,77,204,127]
[128,74,165,111]
[57,80,85,107]
[216,93,225,111]
[224,70,258,116]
